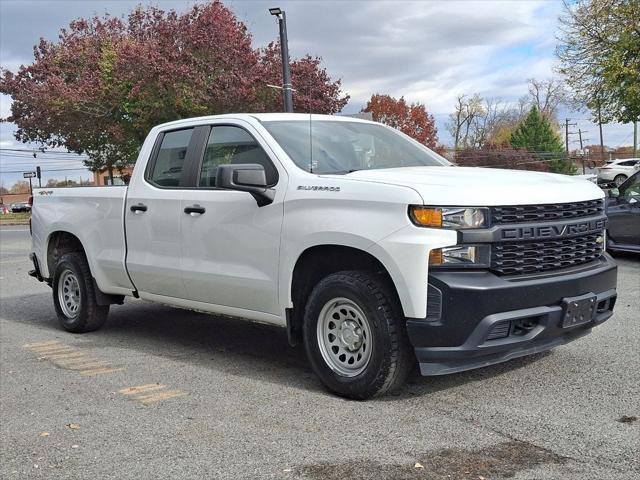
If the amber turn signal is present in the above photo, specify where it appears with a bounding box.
[429,248,444,265]
[410,207,442,227]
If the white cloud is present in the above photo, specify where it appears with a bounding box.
[0,0,635,148]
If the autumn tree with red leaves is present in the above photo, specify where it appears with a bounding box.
[0,1,348,179]
[362,94,438,147]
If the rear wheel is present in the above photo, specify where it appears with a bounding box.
[614,174,627,186]
[52,252,109,333]
[303,271,413,399]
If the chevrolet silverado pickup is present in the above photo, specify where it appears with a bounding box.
[29,113,618,399]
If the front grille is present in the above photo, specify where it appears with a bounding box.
[491,199,604,225]
[491,233,603,275]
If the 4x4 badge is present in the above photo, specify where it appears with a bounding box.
[297,185,340,192]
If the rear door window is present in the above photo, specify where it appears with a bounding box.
[148,128,194,187]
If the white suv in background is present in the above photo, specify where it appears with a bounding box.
[597,158,640,186]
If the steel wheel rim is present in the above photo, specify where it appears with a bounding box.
[316,297,373,377]
[58,269,81,318]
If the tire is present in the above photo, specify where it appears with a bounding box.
[52,252,109,333]
[302,271,413,399]
[614,174,627,186]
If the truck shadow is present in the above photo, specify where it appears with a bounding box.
[2,292,552,398]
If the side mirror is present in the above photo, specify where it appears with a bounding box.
[608,188,619,198]
[216,164,275,207]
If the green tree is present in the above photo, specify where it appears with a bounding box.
[557,0,639,154]
[510,107,573,174]
[600,1,640,124]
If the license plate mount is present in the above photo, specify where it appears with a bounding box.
[561,293,597,328]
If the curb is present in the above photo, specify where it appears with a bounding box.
[0,221,30,226]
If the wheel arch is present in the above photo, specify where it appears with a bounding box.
[46,230,87,278]
[286,244,403,346]
[45,230,124,306]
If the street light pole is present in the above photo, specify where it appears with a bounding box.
[269,7,293,113]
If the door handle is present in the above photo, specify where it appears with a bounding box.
[184,205,206,215]
[130,203,148,212]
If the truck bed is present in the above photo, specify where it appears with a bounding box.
[31,186,134,296]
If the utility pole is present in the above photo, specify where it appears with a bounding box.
[565,118,577,173]
[634,120,638,158]
[578,129,585,174]
[597,106,605,164]
[269,7,293,113]
[565,118,577,153]
[578,129,584,150]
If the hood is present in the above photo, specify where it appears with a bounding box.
[334,166,604,206]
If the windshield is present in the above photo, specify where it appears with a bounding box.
[261,120,450,174]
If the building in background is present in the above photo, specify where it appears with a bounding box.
[93,166,134,186]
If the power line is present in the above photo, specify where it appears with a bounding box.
[1,167,90,173]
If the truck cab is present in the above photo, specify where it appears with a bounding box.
[29,113,617,399]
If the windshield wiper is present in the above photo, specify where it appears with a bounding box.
[328,169,361,175]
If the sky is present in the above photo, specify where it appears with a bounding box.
[0,0,636,188]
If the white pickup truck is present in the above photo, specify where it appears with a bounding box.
[29,113,617,399]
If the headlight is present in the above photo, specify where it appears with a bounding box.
[429,245,491,268]
[410,206,489,229]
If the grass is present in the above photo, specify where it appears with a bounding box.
[0,212,31,223]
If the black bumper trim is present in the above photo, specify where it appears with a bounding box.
[408,254,617,376]
[417,328,591,376]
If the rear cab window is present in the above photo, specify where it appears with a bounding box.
[147,128,195,187]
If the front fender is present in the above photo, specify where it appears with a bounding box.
[367,226,457,318]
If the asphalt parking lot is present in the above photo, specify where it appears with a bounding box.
[1,224,638,479]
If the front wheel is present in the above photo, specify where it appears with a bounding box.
[52,252,109,333]
[614,174,627,186]
[303,271,413,399]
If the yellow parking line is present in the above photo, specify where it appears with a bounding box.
[31,346,76,354]
[119,384,167,395]
[58,359,105,368]
[137,390,187,404]
[68,361,112,371]
[23,340,60,348]
[47,352,87,360]
[80,367,125,376]
[29,343,70,351]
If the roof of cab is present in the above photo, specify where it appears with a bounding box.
[154,112,374,130]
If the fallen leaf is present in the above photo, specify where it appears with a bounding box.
[66,423,80,430]
[479,476,486,480]
[617,415,637,424]
[414,462,424,469]
[39,432,49,437]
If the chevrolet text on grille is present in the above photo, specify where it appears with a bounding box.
[501,218,607,240]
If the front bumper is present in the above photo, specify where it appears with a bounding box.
[408,254,617,376]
